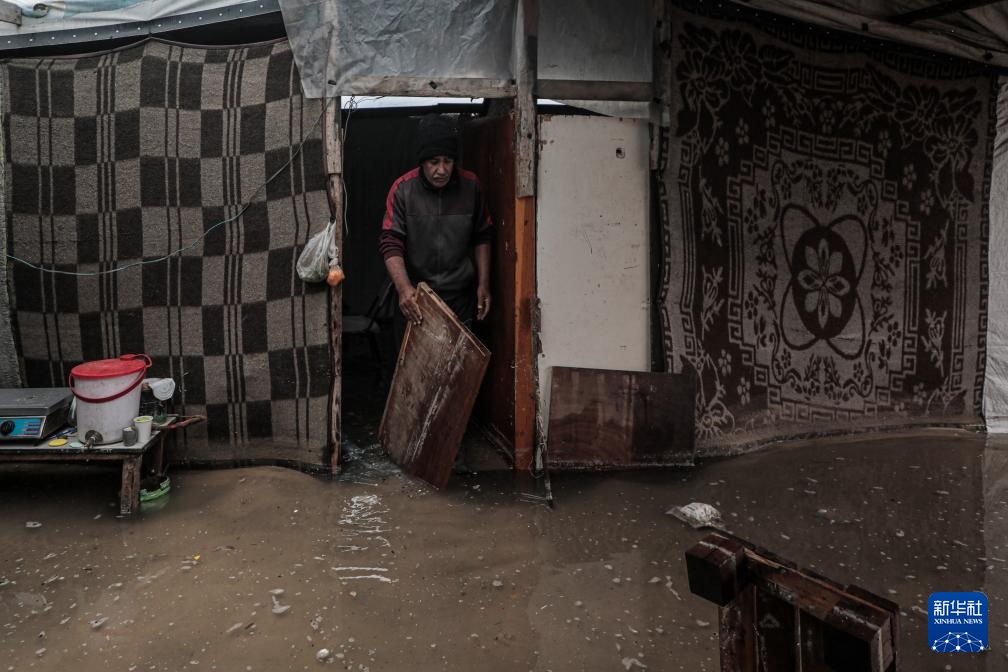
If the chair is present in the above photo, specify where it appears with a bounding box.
[342,280,395,367]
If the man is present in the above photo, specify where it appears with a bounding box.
[379,115,493,334]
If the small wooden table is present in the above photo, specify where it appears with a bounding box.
[0,420,171,516]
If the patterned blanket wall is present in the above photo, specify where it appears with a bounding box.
[661,1,996,453]
[3,39,335,470]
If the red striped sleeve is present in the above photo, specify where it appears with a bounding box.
[382,167,420,231]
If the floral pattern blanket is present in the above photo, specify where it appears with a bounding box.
[660,1,997,452]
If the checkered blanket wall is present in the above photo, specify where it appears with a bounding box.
[2,39,335,470]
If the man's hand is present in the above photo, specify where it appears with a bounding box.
[398,285,422,325]
[477,285,492,321]
[384,255,421,325]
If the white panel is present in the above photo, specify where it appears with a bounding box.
[536,115,650,430]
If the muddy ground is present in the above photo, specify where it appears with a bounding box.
[1,428,1007,671]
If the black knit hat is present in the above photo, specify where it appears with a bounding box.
[416,115,459,163]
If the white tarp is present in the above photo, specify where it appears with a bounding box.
[279,0,518,99]
[277,0,656,102]
[0,0,244,36]
[538,0,651,83]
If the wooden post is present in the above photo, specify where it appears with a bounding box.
[323,95,343,474]
[513,0,539,471]
[650,0,670,171]
[515,0,537,198]
[514,194,537,470]
[120,456,142,515]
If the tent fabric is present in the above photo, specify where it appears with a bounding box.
[2,38,335,470]
[0,78,21,388]
[729,1,1008,69]
[984,80,1008,431]
[659,0,997,453]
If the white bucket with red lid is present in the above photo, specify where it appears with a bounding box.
[69,354,151,444]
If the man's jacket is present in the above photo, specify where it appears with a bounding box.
[379,167,493,299]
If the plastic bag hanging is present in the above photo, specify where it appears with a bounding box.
[296,219,340,283]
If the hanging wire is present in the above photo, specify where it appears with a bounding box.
[337,95,384,239]
[7,94,332,277]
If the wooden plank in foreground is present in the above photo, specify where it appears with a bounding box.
[686,532,900,672]
[379,283,490,489]
[546,367,695,469]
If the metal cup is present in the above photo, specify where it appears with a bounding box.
[122,426,137,447]
[133,415,153,443]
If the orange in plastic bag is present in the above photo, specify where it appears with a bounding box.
[327,266,345,287]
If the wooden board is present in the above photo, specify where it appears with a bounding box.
[379,283,490,488]
[463,116,517,452]
[687,533,900,672]
[546,366,694,469]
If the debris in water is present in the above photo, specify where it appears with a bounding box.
[16,592,48,609]
[666,503,723,530]
[492,580,503,588]
[622,657,647,670]
[339,575,397,583]
[25,521,42,529]
[271,595,291,615]
[648,577,661,584]
[226,623,244,635]
[311,616,323,631]
[90,616,108,630]
[35,648,46,657]
[270,589,285,596]
[316,648,331,662]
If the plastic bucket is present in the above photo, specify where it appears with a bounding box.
[69,354,151,444]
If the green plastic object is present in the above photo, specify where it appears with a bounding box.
[140,476,171,502]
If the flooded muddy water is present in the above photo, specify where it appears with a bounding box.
[1,429,1006,670]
